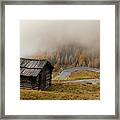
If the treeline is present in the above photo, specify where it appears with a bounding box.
[33,43,100,69]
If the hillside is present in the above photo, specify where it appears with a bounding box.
[32,42,100,71]
[20,81,100,100]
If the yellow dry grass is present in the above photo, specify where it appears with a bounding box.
[20,82,100,100]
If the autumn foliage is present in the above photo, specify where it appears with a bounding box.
[33,42,100,71]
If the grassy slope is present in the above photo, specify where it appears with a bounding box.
[68,70,99,80]
[52,69,100,80]
[20,82,100,100]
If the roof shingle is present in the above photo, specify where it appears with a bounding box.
[20,58,47,69]
[20,68,41,77]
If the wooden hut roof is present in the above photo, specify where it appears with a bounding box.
[20,58,47,69]
[20,68,41,77]
[20,58,53,77]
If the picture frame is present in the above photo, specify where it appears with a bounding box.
[0,0,119,119]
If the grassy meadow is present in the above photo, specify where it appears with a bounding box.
[20,82,100,100]
[52,69,100,81]
[20,70,100,100]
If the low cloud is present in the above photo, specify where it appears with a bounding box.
[20,20,100,57]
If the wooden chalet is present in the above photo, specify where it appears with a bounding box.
[20,58,54,90]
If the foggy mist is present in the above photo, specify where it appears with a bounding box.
[20,20,100,57]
